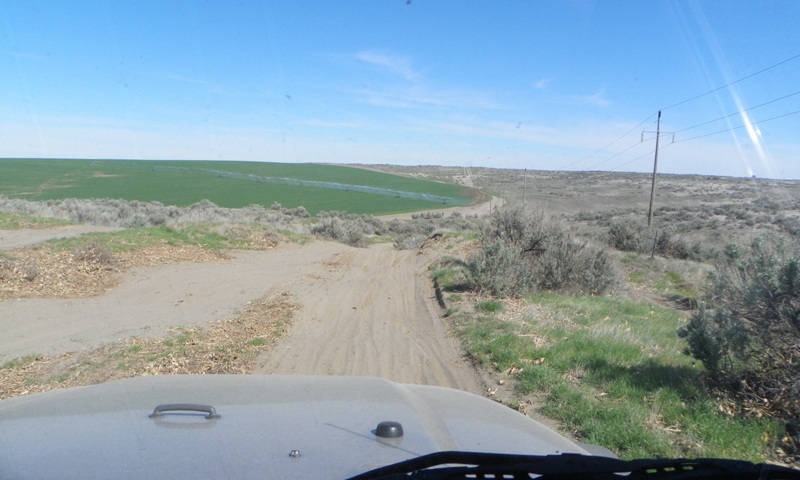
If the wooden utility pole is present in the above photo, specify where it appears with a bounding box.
[522,169,527,207]
[647,111,662,227]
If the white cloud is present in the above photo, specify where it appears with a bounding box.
[352,51,420,81]
[533,78,552,90]
[347,83,502,111]
[577,88,612,107]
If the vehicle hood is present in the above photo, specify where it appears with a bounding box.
[0,375,592,479]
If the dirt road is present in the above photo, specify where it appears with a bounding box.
[255,245,482,392]
[0,234,483,394]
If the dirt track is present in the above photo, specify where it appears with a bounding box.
[0,232,483,394]
[255,245,481,392]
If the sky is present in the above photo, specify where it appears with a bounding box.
[1,1,799,179]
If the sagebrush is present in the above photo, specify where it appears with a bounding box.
[466,206,618,296]
[679,235,800,433]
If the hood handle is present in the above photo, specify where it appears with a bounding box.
[149,403,220,419]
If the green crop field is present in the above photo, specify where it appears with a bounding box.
[0,159,475,215]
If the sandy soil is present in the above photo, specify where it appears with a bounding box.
[255,244,482,393]
[0,231,484,395]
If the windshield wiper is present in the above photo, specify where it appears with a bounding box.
[347,451,800,480]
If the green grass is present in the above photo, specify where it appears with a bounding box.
[0,159,474,215]
[430,256,471,292]
[621,253,707,307]
[431,268,462,291]
[2,355,42,370]
[46,224,276,253]
[454,293,783,462]
[0,212,71,229]
[476,299,503,313]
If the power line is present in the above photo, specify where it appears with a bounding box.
[584,140,646,170]
[610,110,800,170]
[661,52,800,111]
[608,149,657,172]
[675,89,800,133]
[562,113,656,169]
[607,108,800,171]
[569,52,800,172]
[675,108,800,143]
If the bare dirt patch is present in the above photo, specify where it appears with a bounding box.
[254,244,484,393]
[0,242,228,301]
[0,296,297,399]
[0,242,339,362]
[1,228,485,400]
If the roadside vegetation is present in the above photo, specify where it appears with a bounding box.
[0,211,71,229]
[464,206,618,296]
[450,293,785,461]
[431,205,798,464]
[679,236,800,451]
[2,167,800,465]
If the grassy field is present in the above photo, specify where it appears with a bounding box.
[436,267,785,462]
[0,159,475,215]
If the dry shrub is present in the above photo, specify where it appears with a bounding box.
[467,206,619,296]
[72,240,115,267]
[0,197,304,231]
[679,235,800,458]
[22,263,39,282]
[607,218,713,261]
[310,215,373,247]
[310,217,362,247]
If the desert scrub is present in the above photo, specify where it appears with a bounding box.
[393,232,429,250]
[607,218,673,255]
[72,239,115,267]
[467,205,619,296]
[310,217,366,247]
[0,197,305,232]
[620,253,708,309]
[679,235,800,455]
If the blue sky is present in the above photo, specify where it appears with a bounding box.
[1,1,799,179]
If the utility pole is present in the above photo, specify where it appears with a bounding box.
[647,111,661,227]
[643,111,673,228]
[522,168,526,207]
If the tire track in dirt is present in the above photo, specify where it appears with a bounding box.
[255,243,484,394]
[1,237,483,395]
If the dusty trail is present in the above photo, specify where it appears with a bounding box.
[255,244,483,393]
[1,232,483,394]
